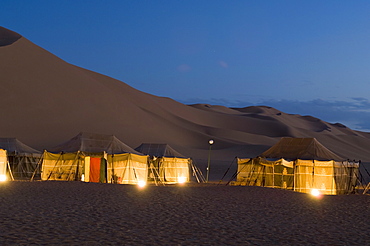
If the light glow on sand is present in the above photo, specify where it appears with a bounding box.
[0,174,6,182]
[178,176,187,184]
[310,189,321,197]
[138,180,146,188]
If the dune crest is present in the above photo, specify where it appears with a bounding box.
[1,26,370,171]
[0,27,22,46]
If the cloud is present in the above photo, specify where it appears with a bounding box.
[177,64,192,72]
[177,97,370,132]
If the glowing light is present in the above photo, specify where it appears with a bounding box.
[81,174,85,182]
[138,180,146,188]
[311,189,321,197]
[178,176,187,184]
[209,139,214,145]
[0,174,6,182]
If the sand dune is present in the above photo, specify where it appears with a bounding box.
[1,26,370,179]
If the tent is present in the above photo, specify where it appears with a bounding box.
[40,132,148,185]
[237,157,294,189]
[236,138,359,195]
[135,143,193,184]
[0,149,10,181]
[0,138,41,180]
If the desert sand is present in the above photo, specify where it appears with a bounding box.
[0,181,369,245]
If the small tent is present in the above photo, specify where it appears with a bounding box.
[135,143,192,184]
[0,138,41,180]
[237,138,359,195]
[41,132,148,185]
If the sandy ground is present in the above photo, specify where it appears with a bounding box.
[0,181,369,245]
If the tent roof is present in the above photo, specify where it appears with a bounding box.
[0,138,41,154]
[260,137,344,161]
[135,143,185,158]
[48,132,141,155]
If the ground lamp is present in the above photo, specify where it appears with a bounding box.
[0,174,6,182]
[206,139,214,183]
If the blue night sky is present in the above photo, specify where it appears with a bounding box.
[2,1,370,131]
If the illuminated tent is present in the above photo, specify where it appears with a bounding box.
[41,132,148,185]
[0,149,10,181]
[135,143,192,184]
[0,138,41,180]
[237,157,294,189]
[236,138,359,195]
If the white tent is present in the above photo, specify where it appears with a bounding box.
[0,138,41,180]
[135,143,192,184]
[236,138,359,195]
[41,132,148,185]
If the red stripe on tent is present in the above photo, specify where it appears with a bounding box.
[90,157,101,183]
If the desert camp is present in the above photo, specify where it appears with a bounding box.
[38,132,149,185]
[235,138,360,195]
[2,4,370,244]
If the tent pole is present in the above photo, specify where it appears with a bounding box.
[19,155,25,178]
[191,161,200,183]
[312,160,315,191]
[218,157,236,185]
[225,158,249,186]
[104,153,107,183]
[151,163,158,186]
[272,162,275,188]
[363,182,370,194]
[67,151,80,181]
[191,159,205,183]
[190,159,206,183]
[192,160,206,183]
[352,160,364,193]
[111,154,115,183]
[31,150,44,181]
[47,152,64,180]
[148,159,158,186]
[158,158,166,184]
[7,160,14,181]
[247,158,257,186]
[293,160,296,192]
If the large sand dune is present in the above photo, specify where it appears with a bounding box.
[1,26,370,180]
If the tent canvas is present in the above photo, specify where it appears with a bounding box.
[236,138,359,195]
[237,157,294,189]
[48,132,142,155]
[41,132,148,184]
[0,138,41,180]
[41,151,83,181]
[260,137,343,161]
[135,143,191,184]
[0,149,8,181]
[107,153,148,185]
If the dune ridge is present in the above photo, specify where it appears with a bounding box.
[1,26,370,177]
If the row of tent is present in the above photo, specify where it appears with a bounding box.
[233,138,360,195]
[0,134,365,195]
[0,132,204,185]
